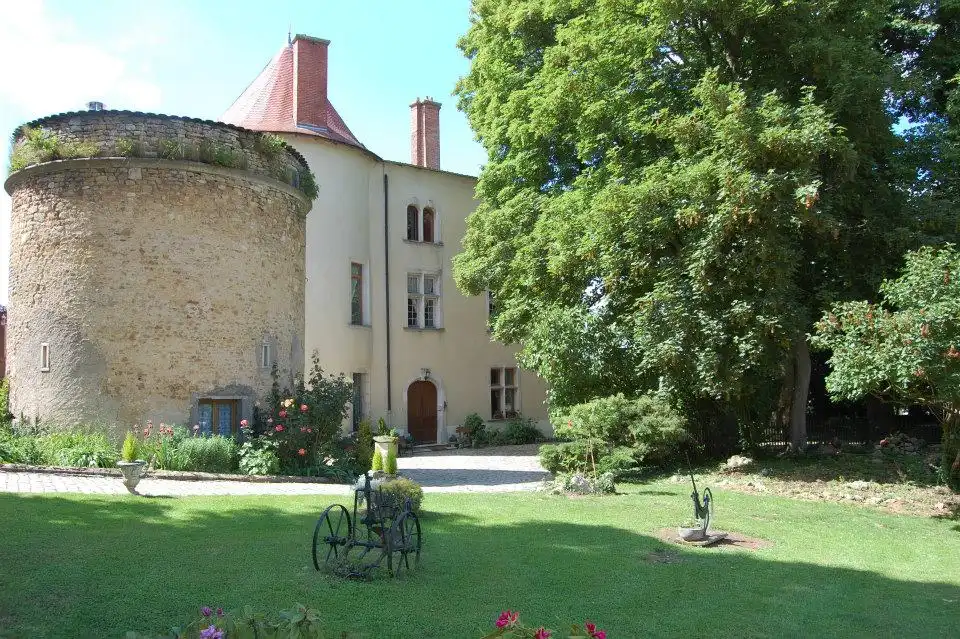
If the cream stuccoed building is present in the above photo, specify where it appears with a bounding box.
[221,35,549,443]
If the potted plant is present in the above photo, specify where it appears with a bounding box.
[117,431,146,493]
[372,424,399,469]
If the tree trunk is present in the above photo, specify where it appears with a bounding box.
[789,336,811,450]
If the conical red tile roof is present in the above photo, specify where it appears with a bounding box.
[221,37,364,149]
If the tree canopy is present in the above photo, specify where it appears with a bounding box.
[454,1,934,441]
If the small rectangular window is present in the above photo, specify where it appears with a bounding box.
[490,368,501,386]
[407,275,420,294]
[40,343,50,372]
[351,262,364,325]
[260,343,271,368]
[424,275,437,296]
[407,205,420,241]
[197,399,240,436]
[407,297,419,327]
[424,298,436,328]
[405,272,441,329]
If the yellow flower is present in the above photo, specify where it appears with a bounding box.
[283,398,294,408]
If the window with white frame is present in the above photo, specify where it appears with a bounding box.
[405,204,439,243]
[40,343,50,372]
[407,272,441,328]
[490,366,518,419]
[350,262,364,325]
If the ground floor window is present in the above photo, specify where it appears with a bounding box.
[352,373,366,431]
[198,398,240,436]
[490,367,519,420]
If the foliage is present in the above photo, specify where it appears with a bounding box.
[0,378,11,432]
[255,133,288,159]
[371,448,383,472]
[354,420,374,472]
[502,416,542,445]
[139,423,185,470]
[384,447,398,475]
[238,440,280,476]
[37,430,119,468]
[297,168,319,199]
[812,244,960,488]
[121,432,140,462]
[252,354,354,474]
[8,127,100,173]
[378,477,424,513]
[552,394,690,471]
[452,0,932,450]
[126,603,354,639]
[170,435,238,473]
[376,417,389,437]
[115,137,140,157]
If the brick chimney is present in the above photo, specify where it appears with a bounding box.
[410,97,441,170]
[293,35,330,131]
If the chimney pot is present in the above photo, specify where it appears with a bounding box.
[410,98,441,170]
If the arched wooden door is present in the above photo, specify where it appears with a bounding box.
[407,380,437,443]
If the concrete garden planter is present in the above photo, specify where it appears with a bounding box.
[373,436,399,464]
[116,460,146,493]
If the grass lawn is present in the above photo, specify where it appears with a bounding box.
[0,485,958,638]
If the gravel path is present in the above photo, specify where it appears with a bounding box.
[0,445,551,496]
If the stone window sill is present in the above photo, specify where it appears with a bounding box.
[403,326,445,332]
[348,323,372,329]
[402,239,444,247]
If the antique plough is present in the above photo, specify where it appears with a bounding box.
[312,473,421,578]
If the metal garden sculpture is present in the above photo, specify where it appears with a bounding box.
[312,473,421,578]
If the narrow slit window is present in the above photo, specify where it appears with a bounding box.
[260,343,271,369]
[40,343,50,372]
[350,262,364,325]
[406,205,420,241]
[422,208,435,243]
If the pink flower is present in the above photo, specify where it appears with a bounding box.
[534,629,551,639]
[300,404,308,412]
[279,410,287,418]
[240,419,248,428]
[495,611,519,629]
[143,428,150,436]
[267,418,273,424]
[307,428,312,433]
[586,622,605,639]
[298,448,306,456]
[275,425,284,432]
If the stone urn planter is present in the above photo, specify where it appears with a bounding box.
[677,525,707,542]
[373,436,399,465]
[116,460,146,493]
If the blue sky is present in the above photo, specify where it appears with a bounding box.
[0,0,485,303]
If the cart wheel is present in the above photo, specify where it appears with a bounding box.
[312,504,352,570]
[387,511,422,577]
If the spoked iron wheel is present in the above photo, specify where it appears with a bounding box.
[312,504,352,570]
[387,511,422,577]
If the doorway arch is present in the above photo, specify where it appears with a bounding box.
[406,379,438,443]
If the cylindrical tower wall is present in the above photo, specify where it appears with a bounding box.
[4,112,311,431]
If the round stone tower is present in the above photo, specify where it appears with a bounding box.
[3,110,314,432]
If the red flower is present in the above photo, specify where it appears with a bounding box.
[279,410,287,418]
[275,425,284,432]
[298,448,306,456]
[534,629,551,639]
[300,404,308,412]
[880,439,889,446]
[495,611,519,629]
[240,419,248,428]
[585,622,605,639]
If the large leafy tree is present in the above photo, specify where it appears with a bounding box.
[454,0,911,447]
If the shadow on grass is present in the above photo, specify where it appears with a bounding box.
[0,493,957,638]
[716,452,943,487]
[401,468,550,487]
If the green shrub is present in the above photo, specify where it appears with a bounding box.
[0,378,11,433]
[238,439,280,475]
[0,431,44,464]
[371,448,383,472]
[503,415,541,444]
[115,137,138,157]
[121,432,139,462]
[37,430,118,468]
[297,168,319,199]
[379,477,424,513]
[539,441,590,475]
[255,133,287,158]
[355,419,374,472]
[59,140,100,159]
[171,435,238,473]
[9,127,60,172]
[384,447,398,475]
[158,139,186,160]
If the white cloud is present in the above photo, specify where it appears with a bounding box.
[0,1,163,117]
[0,0,167,304]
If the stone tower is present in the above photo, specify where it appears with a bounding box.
[3,110,314,431]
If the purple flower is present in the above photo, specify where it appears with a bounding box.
[199,625,223,639]
[201,606,212,617]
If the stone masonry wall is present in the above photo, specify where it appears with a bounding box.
[5,159,307,430]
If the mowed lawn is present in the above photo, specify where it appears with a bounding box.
[0,485,958,638]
